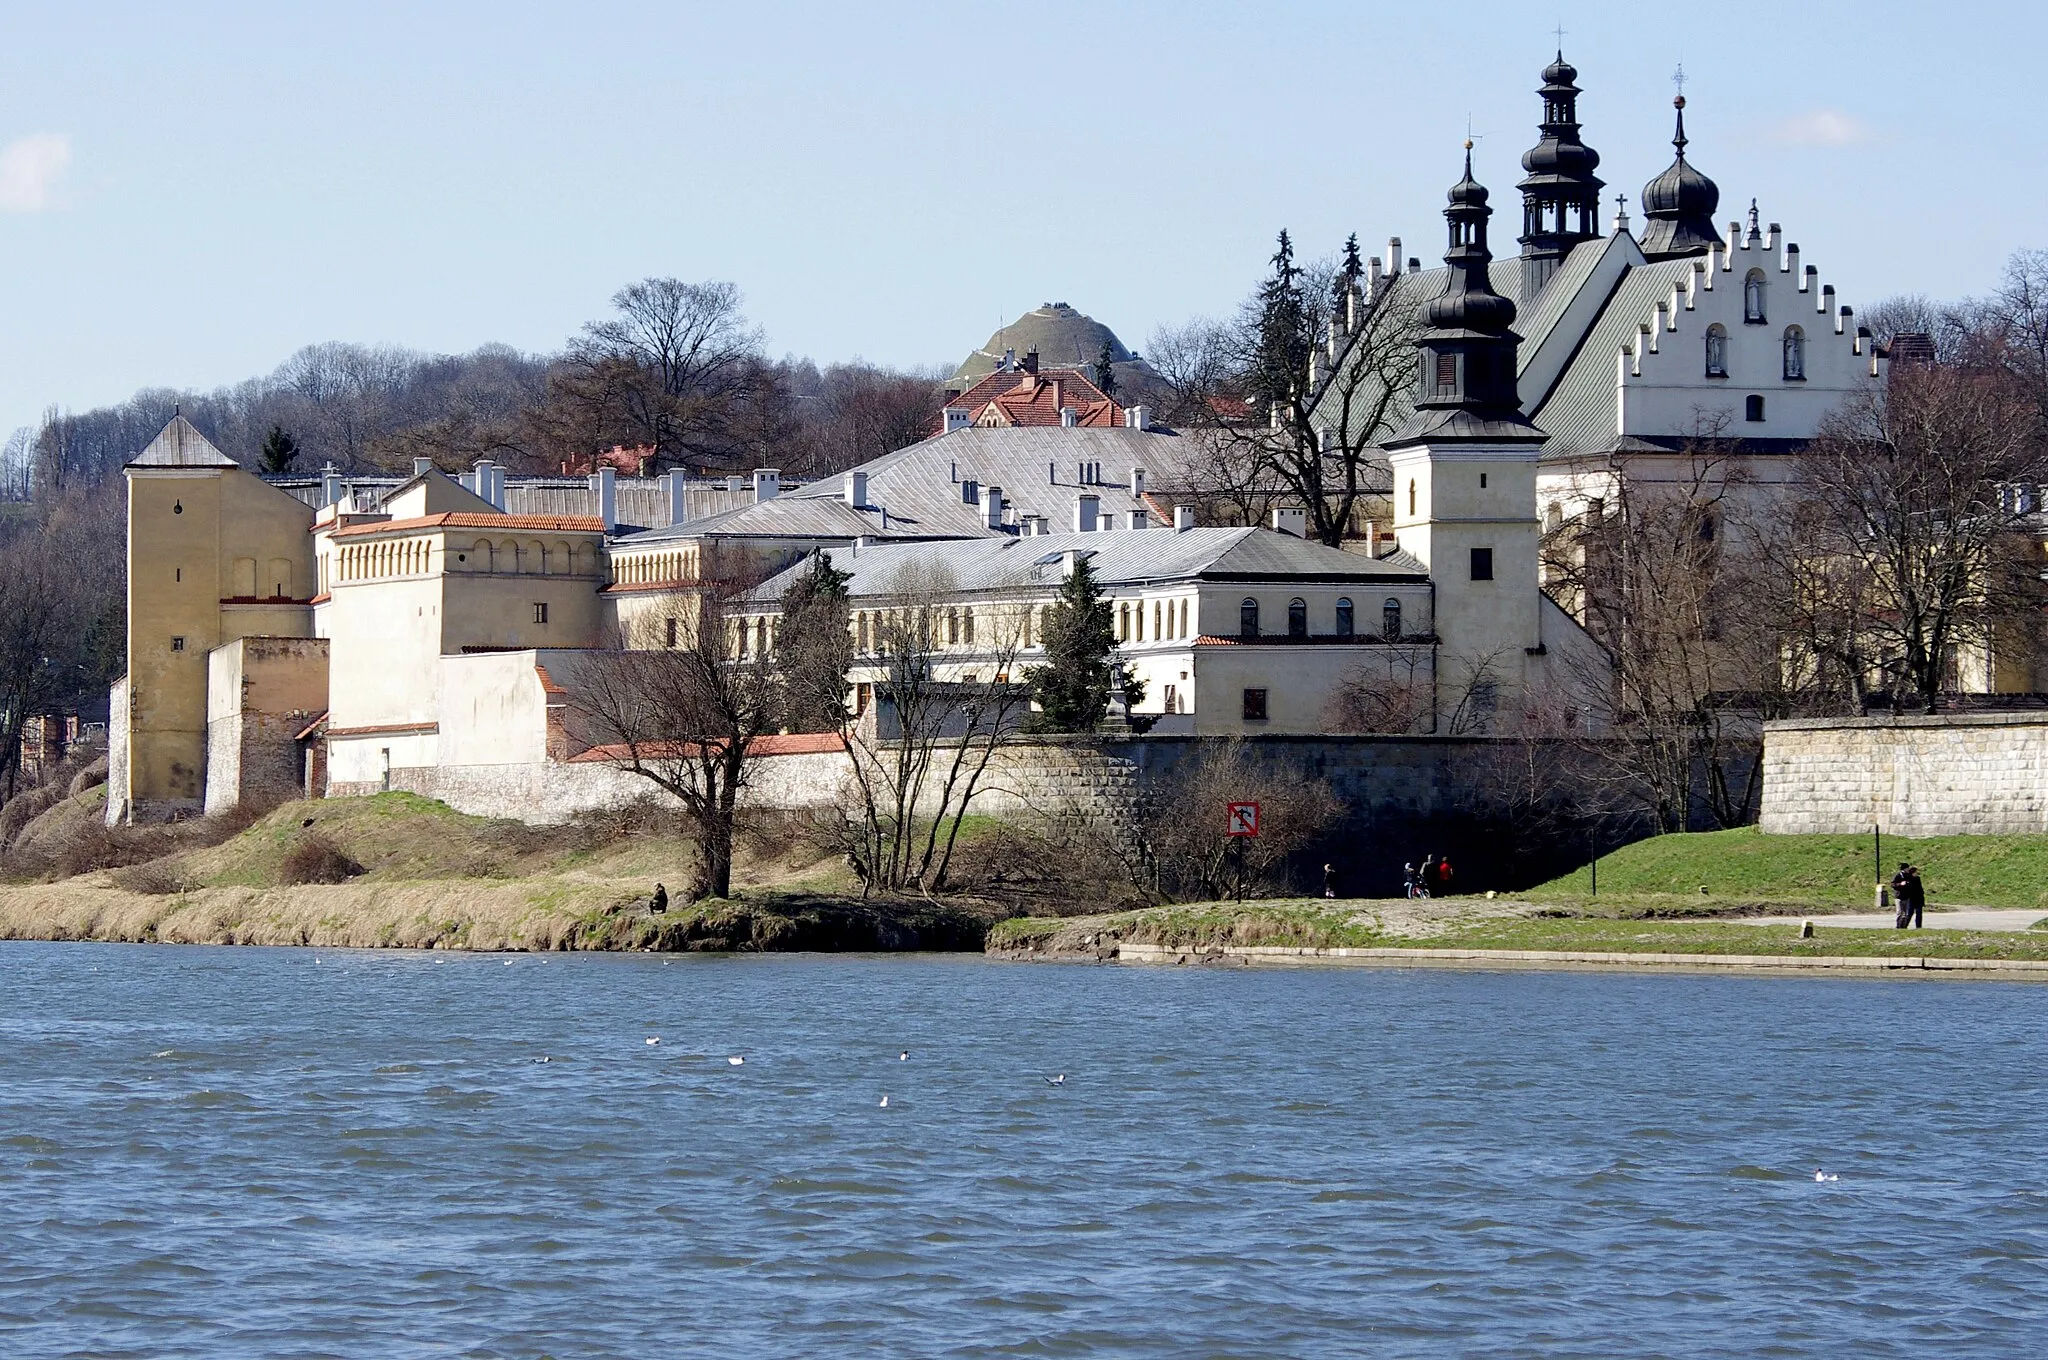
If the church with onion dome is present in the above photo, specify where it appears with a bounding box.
[1310,52,1887,626]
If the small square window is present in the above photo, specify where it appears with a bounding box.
[1470,547,1494,581]
[1242,688,1269,721]
[170,636,185,652]
[1745,395,1766,422]
[533,603,549,624]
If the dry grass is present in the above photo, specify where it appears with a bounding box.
[279,835,362,885]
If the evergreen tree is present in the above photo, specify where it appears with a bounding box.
[1025,554,1117,732]
[1093,339,1119,398]
[776,551,854,732]
[1252,229,1310,415]
[1335,232,1365,310]
[259,424,300,475]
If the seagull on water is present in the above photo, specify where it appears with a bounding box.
[728,1056,745,1066]
[1046,1074,1065,1086]
[1814,1169,1837,1182]
[900,1052,910,1061]
[879,1095,889,1108]
[645,1037,661,1046]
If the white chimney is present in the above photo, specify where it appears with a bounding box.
[1173,505,1195,532]
[753,467,780,502]
[1273,506,1307,537]
[1062,548,1084,577]
[1074,494,1100,533]
[943,407,972,433]
[845,470,868,507]
[1128,508,1148,530]
[726,475,744,494]
[319,462,342,507]
[1060,407,1079,428]
[1130,467,1146,496]
[591,466,617,531]
[667,471,688,526]
[472,459,493,506]
[1001,347,1016,372]
[412,456,433,478]
[981,484,1003,529]
[1128,404,1152,431]
[491,464,506,509]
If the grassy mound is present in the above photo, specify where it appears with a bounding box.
[1532,827,2048,910]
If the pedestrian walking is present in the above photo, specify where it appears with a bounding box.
[1436,857,1456,896]
[1322,863,1338,899]
[1890,863,1913,929]
[1903,864,1926,929]
[1420,855,1441,897]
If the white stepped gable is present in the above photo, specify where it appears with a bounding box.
[1616,215,1882,441]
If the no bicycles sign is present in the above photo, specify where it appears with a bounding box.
[1226,801,1260,837]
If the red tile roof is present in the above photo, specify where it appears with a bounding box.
[330,512,607,538]
[933,369,1122,434]
[567,732,847,763]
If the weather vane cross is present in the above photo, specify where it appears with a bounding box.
[1672,62,1687,98]
[1553,23,1567,48]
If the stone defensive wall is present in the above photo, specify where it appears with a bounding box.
[1760,713,2048,837]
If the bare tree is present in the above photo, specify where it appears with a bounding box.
[0,489,124,800]
[1149,234,1421,546]
[576,576,783,899]
[1132,739,1341,901]
[556,278,765,470]
[837,563,1031,895]
[1798,363,2047,710]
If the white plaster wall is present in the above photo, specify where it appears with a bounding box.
[1761,715,2048,836]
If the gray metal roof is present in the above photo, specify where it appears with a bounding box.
[128,415,237,468]
[1527,256,1697,456]
[616,493,933,545]
[787,426,1185,535]
[749,525,1426,603]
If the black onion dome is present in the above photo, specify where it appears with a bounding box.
[1542,52,1577,85]
[1638,96,1724,260]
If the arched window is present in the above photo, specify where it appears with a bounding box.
[1783,325,1806,380]
[947,608,959,644]
[1383,597,1402,640]
[1116,603,1128,641]
[1705,324,1729,377]
[1240,597,1259,638]
[1746,394,1766,422]
[1335,598,1354,637]
[1287,598,1307,637]
[962,608,974,645]
[1744,269,1767,323]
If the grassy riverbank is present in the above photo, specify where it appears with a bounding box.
[0,793,994,952]
[988,896,2048,964]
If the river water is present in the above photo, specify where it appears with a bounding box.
[0,943,2042,1357]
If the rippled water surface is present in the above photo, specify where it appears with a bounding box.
[2,944,2045,1357]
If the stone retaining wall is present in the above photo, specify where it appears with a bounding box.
[1760,713,2048,836]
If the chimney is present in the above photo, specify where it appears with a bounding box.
[753,467,781,502]
[1272,506,1307,537]
[1001,347,1015,372]
[412,456,434,478]
[1128,507,1148,530]
[472,459,493,506]
[981,483,1003,529]
[1074,494,1100,533]
[1127,404,1152,431]
[1060,406,1079,427]
[589,466,617,532]
[943,407,972,433]
[1130,467,1146,496]
[1062,548,1084,577]
[845,470,868,507]
[322,462,343,507]
[1408,258,1420,273]
[1367,255,1384,302]
[1021,348,1040,376]
[1022,514,1046,536]
[1173,505,1195,532]
[1365,519,1380,555]
[1387,239,1401,281]
[667,471,688,526]
[726,475,744,494]
[1047,460,1057,485]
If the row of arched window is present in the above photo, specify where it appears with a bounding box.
[1238,596,1403,641]
[334,538,433,582]
[1115,599,1193,643]
[1702,323,1804,381]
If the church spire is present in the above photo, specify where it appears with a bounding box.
[1517,50,1604,295]
[1638,94,1723,261]
[1386,146,1542,448]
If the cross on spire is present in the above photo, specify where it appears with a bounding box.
[1553,23,1567,49]
[1672,62,1687,97]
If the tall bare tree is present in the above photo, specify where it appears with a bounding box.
[837,563,1030,895]
[0,489,124,800]
[1798,363,2047,710]
[577,576,782,899]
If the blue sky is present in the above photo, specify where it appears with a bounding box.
[1,0,2041,443]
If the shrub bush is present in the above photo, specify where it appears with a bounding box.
[114,861,196,895]
[280,834,363,885]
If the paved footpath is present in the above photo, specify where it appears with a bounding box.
[1745,909,2047,933]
